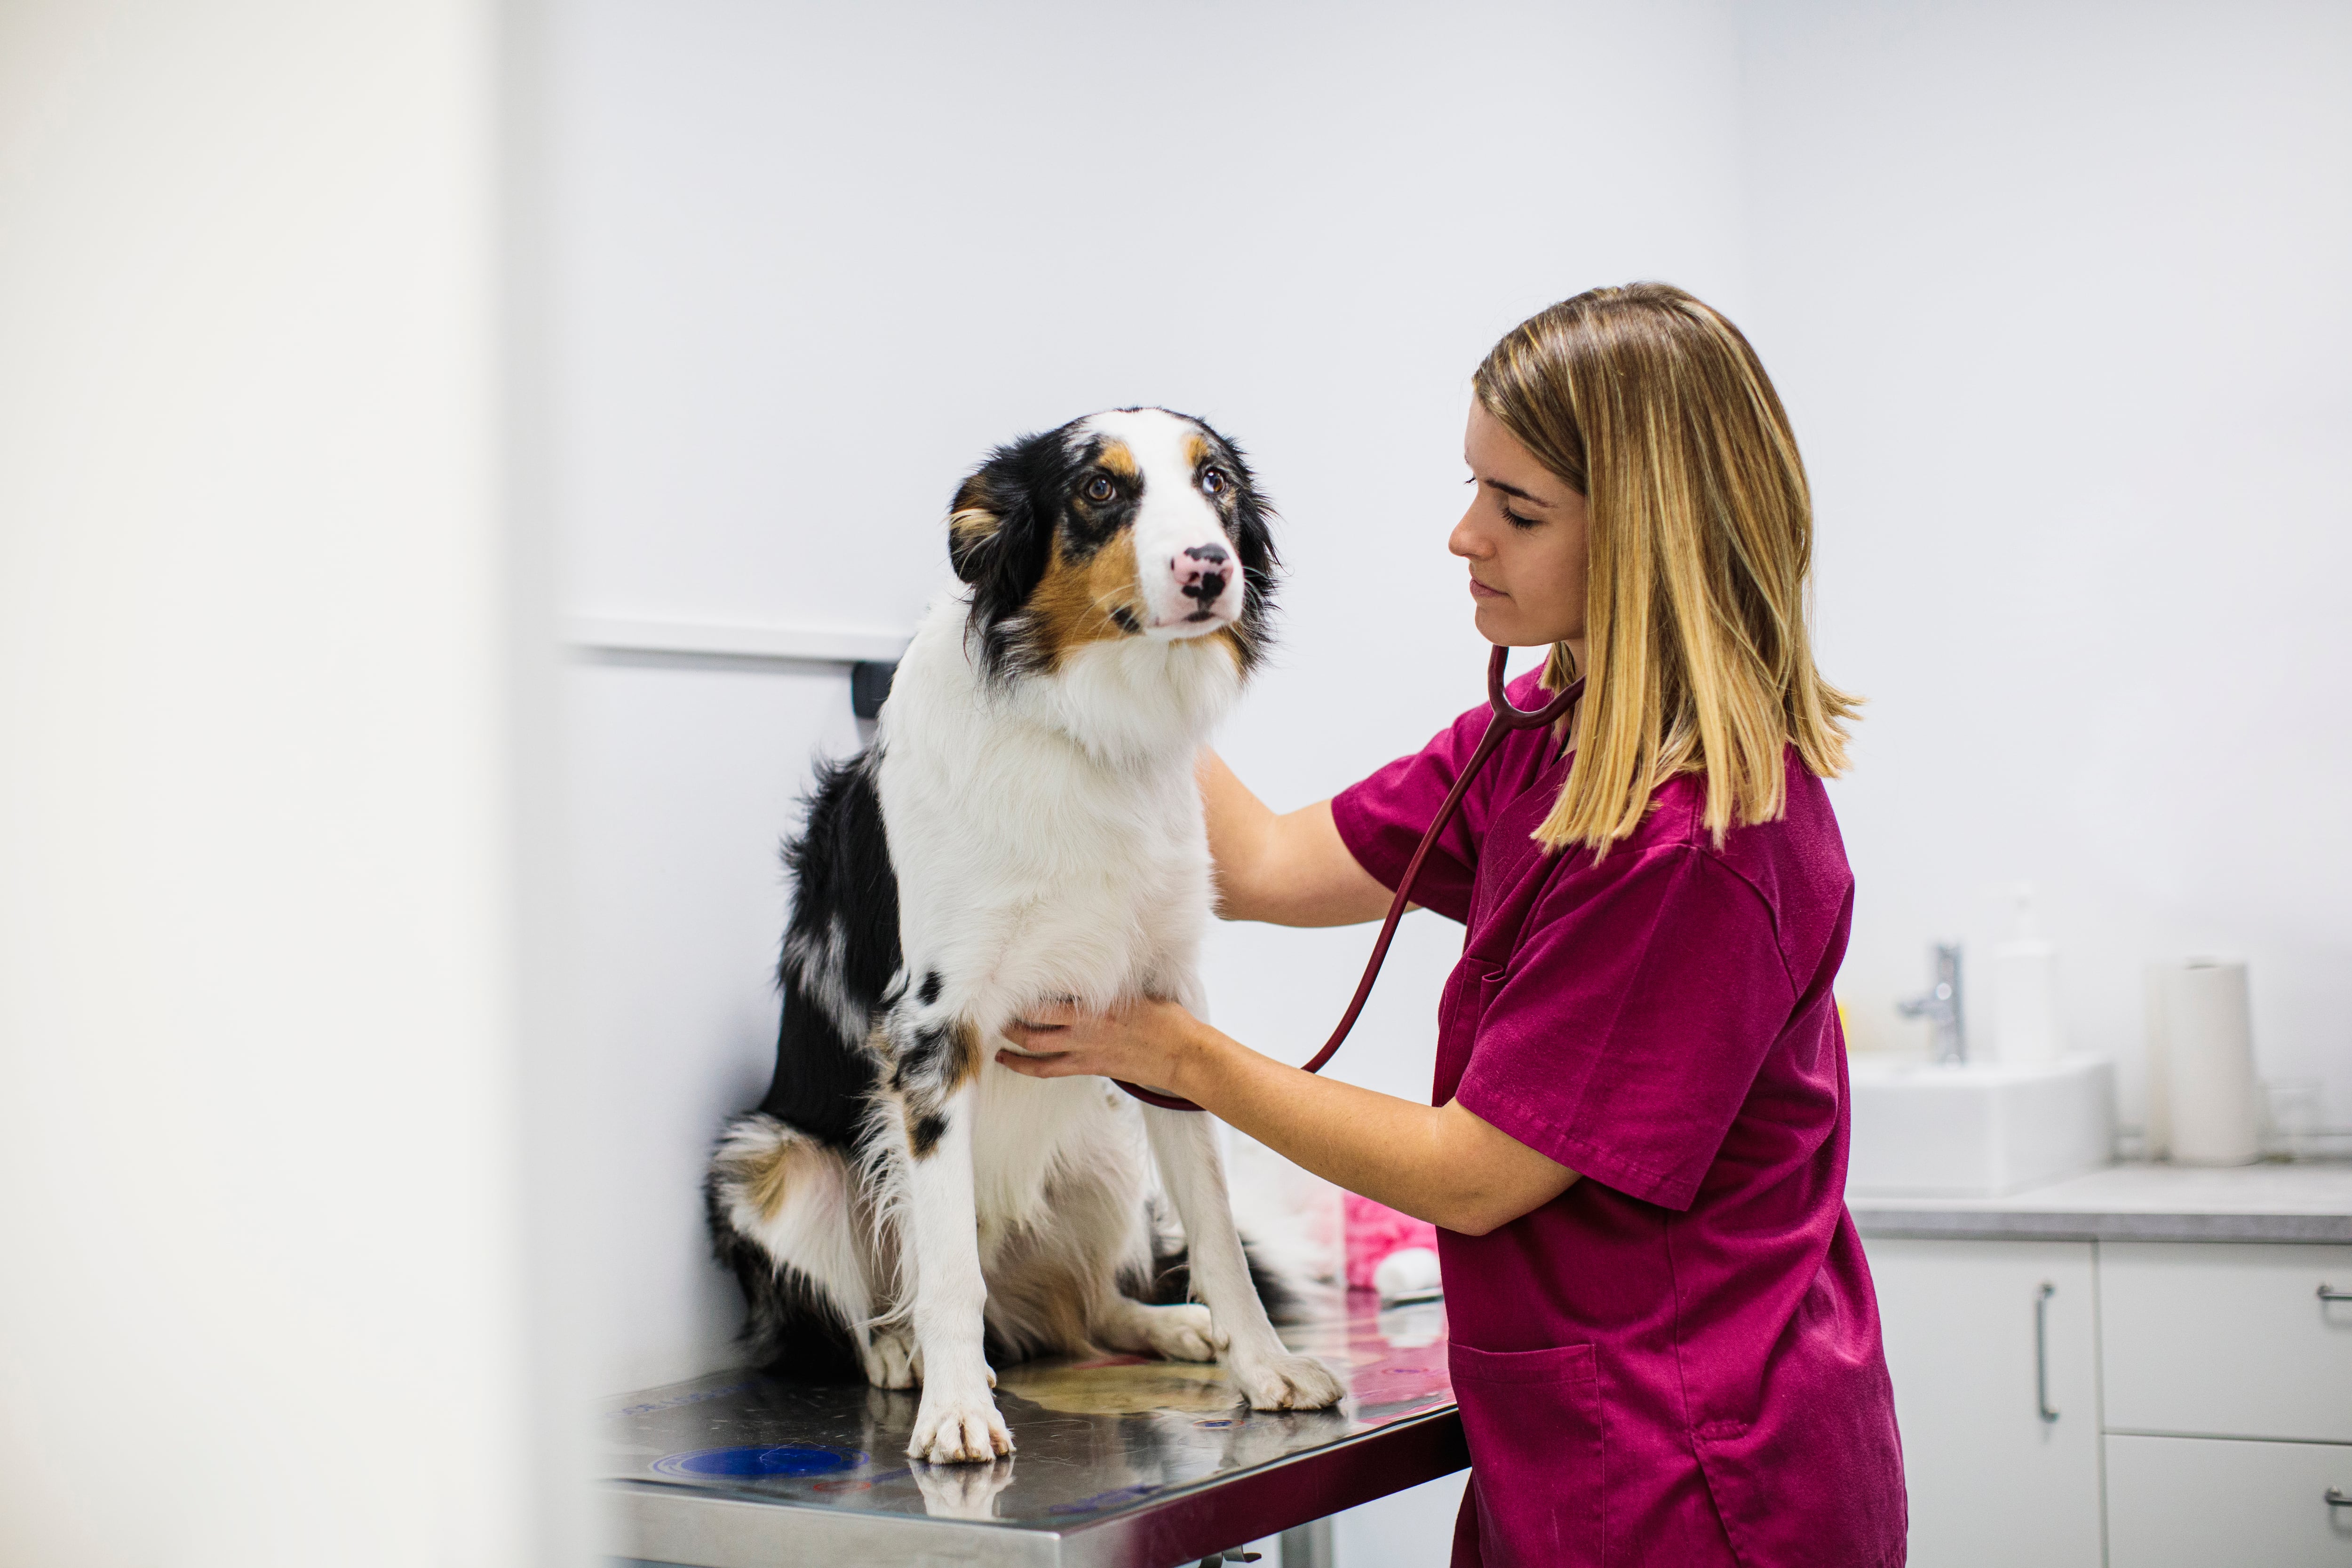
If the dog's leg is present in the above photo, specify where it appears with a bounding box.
[1092,1292,1218,1362]
[886,1008,1012,1464]
[707,1113,888,1378]
[1141,1103,1345,1410]
[1044,1153,1216,1363]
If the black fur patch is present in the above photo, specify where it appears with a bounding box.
[756,751,898,1150]
[890,1017,965,1092]
[948,409,1279,683]
[916,968,942,1006]
[909,1113,948,1158]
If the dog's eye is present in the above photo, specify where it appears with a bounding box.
[1084,476,1115,502]
[1200,467,1225,495]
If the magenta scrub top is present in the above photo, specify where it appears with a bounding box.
[1332,673,1907,1568]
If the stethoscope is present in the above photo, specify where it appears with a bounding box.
[1118,645,1584,1112]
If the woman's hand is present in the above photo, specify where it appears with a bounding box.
[997,997,1205,1098]
[1001,997,1580,1235]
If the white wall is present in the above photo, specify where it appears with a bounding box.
[1736,0,2352,1133]
[0,1,561,1563]
[547,0,1752,1412]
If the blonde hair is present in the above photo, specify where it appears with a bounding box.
[1472,282,1860,855]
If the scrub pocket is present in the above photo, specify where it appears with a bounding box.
[1447,1339,1605,1568]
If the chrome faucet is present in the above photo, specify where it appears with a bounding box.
[1897,942,1966,1065]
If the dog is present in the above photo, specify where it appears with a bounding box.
[705,407,1346,1465]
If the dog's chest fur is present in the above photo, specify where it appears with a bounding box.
[875,600,1235,1231]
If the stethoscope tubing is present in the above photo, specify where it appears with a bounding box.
[1116,645,1582,1113]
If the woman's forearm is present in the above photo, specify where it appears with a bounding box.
[1196,749,1279,919]
[1197,750,1393,927]
[1159,1015,1578,1236]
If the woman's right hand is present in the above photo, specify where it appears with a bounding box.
[1196,749,1396,927]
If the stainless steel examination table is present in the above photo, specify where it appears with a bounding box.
[603,1295,1464,1568]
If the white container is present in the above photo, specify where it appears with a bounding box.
[1992,884,2064,1067]
[2148,958,2260,1167]
[1847,1056,2115,1197]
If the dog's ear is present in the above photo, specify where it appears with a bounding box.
[946,433,1058,606]
[947,474,1013,586]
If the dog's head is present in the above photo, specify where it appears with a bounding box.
[946,408,1276,684]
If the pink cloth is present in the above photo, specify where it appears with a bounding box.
[1344,1192,1440,1291]
[1332,672,1907,1568]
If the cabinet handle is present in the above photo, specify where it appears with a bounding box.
[2327,1489,2351,1509]
[2034,1282,2059,1424]
[2320,1284,2352,1303]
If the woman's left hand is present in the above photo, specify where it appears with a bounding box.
[997,997,1203,1098]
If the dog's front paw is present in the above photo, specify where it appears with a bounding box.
[1231,1352,1345,1412]
[908,1382,1014,1464]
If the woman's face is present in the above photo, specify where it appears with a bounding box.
[1451,399,1590,650]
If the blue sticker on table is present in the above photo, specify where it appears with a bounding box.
[652,1444,867,1479]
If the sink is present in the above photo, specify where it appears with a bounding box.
[1846,1057,2116,1198]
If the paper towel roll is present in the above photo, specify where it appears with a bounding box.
[2152,958,2260,1167]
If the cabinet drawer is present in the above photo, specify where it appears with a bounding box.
[2106,1433,2352,1566]
[2101,1243,2352,1442]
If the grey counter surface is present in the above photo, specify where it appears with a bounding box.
[600,1293,1462,1568]
[1851,1160,2352,1244]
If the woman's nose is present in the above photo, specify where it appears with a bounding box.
[1449,508,1491,561]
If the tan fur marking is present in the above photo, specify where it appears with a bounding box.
[1026,533,1142,665]
[741,1131,828,1223]
[898,1019,981,1160]
[1184,433,1208,468]
[949,506,999,545]
[1212,624,1249,672]
[937,1017,980,1095]
[1095,441,1139,480]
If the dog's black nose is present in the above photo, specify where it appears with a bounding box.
[1184,543,1230,565]
[1183,570,1228,603]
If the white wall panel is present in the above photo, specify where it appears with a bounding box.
[564,653,867,1392]
[0,2,540,1562]
[1735,0,2352,1130]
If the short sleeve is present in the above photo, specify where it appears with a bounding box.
[1330,674,1553,925]
[1451,845,1794,1211]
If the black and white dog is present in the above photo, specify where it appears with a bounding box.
[706,408,1345,1465]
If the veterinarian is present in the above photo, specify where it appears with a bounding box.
[1002,283,1908,1567]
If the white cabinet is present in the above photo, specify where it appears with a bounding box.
[2106,1433,2352,1565]
[1864,1238,2104,1568]
[2100,1243,2352,1444]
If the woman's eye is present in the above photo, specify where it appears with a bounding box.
[1085,476,1115,501]
[1200,467,1224,494]
[1502,504,1539,530]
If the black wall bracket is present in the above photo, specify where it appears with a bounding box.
[850,660,897,721]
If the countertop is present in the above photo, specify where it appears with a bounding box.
[600,1293,1462,1568]
[1850,1160,2352,1244]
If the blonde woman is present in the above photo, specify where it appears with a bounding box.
[1002,285,1907,1568]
